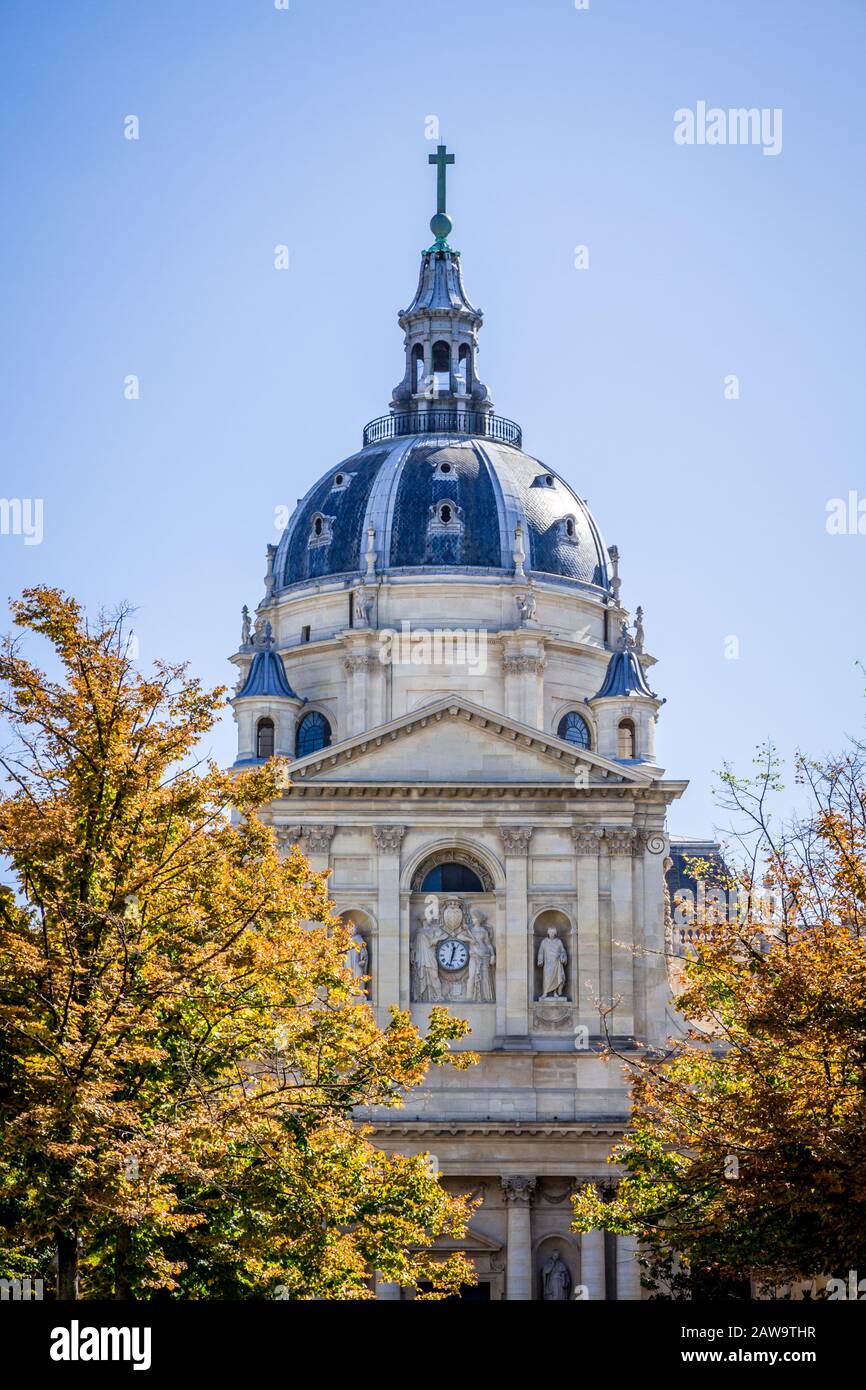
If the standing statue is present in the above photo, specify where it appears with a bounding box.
[411,896,444,1001]
[354,583,372,628]
[537,927,568,999]
[515,590,536,626]
[346,927,369,991]
[241,605,252,647]
[634,605,645,654]
[466,909,496,1002]
[541,1248,572,1301]
[608,544,621,606]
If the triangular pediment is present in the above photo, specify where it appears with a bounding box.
[285,696,653,788]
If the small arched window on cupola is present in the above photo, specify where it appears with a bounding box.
[557,711,591,749]
[456,343,472,394]
[256,717,275,760]
[412,343,425,392]
[432,340,451,396]
[296,711,332,758]
[617,718,636,759]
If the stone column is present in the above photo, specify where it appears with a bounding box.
[642,830,670,1048]
[631,835,647,1039]
[616,1234,642,1301]
[501,1176,536,1300]
[374,826,405,1020]
[499,827,533,1039]
[580,1228,606,1300]
[572,827,602,1039]
[343,650,380,737]
[605,828,635,1037]
[501,649,545,729]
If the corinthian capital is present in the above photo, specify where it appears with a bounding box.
[605,828,635,857]
[501,1175,536,1206]
[572,826,602,856]
[373,825,405,854]
[303,824,336,855]
[499,826,533,856]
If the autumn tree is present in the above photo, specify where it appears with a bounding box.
[0,587,475,1300]
[573,739,866,1297]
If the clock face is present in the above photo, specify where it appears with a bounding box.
[436,937,469,972]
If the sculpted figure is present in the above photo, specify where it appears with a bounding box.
[516,591,536,625]
[466,910,496,1002]
[537,927,568,999]
[412,896,444,1001]
[346,927,368,992]
[541,1248,572,1301]
[354,584,372,627]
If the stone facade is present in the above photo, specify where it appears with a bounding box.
[230,157,687,1298]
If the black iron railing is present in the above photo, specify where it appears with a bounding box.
[362,409,522,449]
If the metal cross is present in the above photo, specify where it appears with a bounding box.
[428,144,455,214]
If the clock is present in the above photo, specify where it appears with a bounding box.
[436,937,469,972]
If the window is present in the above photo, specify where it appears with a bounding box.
[456,343,471,392]
[420,862,484,893]
[313,517,323,537]
[296,711,332,758]
[256,717,275,760]
[618,719,636,759]
[432,340,450,395]
[557,711,591,749]
[566,518,574,538]
[439,503,452,524]
[412,343,425,391]
[301,625,311,643]
[334,473,344,486]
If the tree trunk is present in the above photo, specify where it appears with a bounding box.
[55,1227,79,1300]
[114,1224,132,1299]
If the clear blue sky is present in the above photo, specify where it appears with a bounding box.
[2,0,864,838]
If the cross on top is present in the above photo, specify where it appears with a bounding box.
[428,144,455,215]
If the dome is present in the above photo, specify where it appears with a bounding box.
[273,433,610,593]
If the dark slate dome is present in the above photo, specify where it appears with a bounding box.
[273,433,610,593]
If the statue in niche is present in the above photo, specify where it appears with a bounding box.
[540,1248,572,1301]
[466,909,496,1002]
[346,926,369,993]
[411,895,445,1002]
[537,927,568,999]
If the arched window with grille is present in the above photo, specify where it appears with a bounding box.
[296,711,332,759]
[557,711,591,750]
[617,718,636,759]
[256,717,275,760]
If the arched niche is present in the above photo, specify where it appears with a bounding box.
[532,908,572,1002]
[338,908,375,999]
[534,1233,581,1301]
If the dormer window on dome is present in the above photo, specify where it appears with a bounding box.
[329,471,353,492]
[428,499,463,536]
[308,513,335,549]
